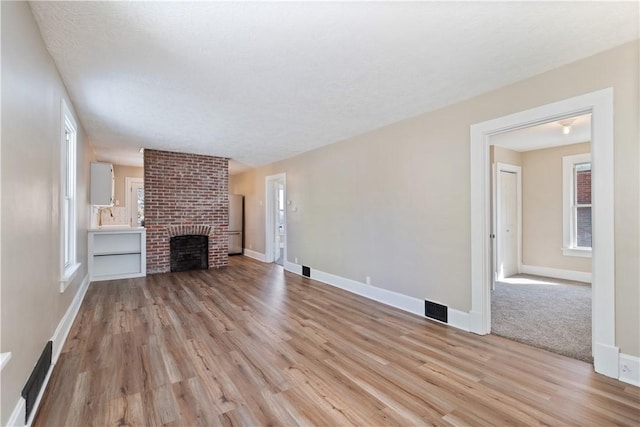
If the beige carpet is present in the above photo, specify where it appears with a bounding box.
[491,274,592,363]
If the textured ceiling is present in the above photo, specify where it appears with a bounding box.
[29,2,638,172]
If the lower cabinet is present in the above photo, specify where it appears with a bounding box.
[88,229,146,281]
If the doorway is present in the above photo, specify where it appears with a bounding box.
[490,129,592,362]
[265,173,286,265]
[470,88,617,378]
[126,177,144,227]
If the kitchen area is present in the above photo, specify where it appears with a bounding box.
[88,162,146,282]
[88,161,243,282]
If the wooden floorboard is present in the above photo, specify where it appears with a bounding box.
[34,256,640,426]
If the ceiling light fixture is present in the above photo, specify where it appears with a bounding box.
[558,118,576,135]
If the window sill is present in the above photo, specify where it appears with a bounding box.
[60,262,81,292]
[562,247,592,258]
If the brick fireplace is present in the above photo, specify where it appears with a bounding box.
[144,149,229,274]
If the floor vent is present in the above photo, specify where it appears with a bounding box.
[302,266,311,277]
[425,300,448,323]
[22,341,52,423]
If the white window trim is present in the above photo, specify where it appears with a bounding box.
[60,100,80,291]
[562,152,592,258]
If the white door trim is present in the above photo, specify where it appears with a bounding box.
[265,173,286,264]
[495,163,522,280]
[125,177,144,226]
[470,88,617,378]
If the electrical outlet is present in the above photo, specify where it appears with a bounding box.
[249,244,252,249]
[294,257,298,264]
[365,276,371,285]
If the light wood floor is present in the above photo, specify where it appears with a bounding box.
[34,256,639,426]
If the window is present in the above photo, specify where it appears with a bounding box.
[562,153,592,257]
[61,100,80,289]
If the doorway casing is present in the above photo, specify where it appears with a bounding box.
[470,88,617,378]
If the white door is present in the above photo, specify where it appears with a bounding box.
[498,170,518,279]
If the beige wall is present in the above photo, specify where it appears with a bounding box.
[112,164,143,208]
[521,143,591,272]
[1,2,94,423]
[491,145,522,166]
[233,40,639,356]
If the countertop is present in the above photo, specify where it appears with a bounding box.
[88,226,145,232]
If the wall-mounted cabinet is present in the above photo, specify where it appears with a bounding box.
[88,228,146,281]
[90,162,114,205]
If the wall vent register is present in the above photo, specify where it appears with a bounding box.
[425,300,448,323]
[22,341,52,423]
[302,266,311,277]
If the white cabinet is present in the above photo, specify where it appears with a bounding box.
[88,229,146,281]
[90,162,114,205]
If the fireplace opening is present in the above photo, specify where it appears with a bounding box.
[170,235,209,272]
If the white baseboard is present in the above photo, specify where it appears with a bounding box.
[283,260,301,274]
[284,263,471,332]
[519,264,591,283]
[52,274,90,363]
[619,353,640,387]
[468,310,487,335]
[7,273,90,427]
[594,342,620,378]
[242,249,267,262]
[448,309,471,332]
[7,397,25,427]
[310,268,424,316]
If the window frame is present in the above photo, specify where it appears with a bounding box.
[562,152,592,258]
[60,100,80,290]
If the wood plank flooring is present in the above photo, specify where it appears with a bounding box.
[34,256,640,426]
